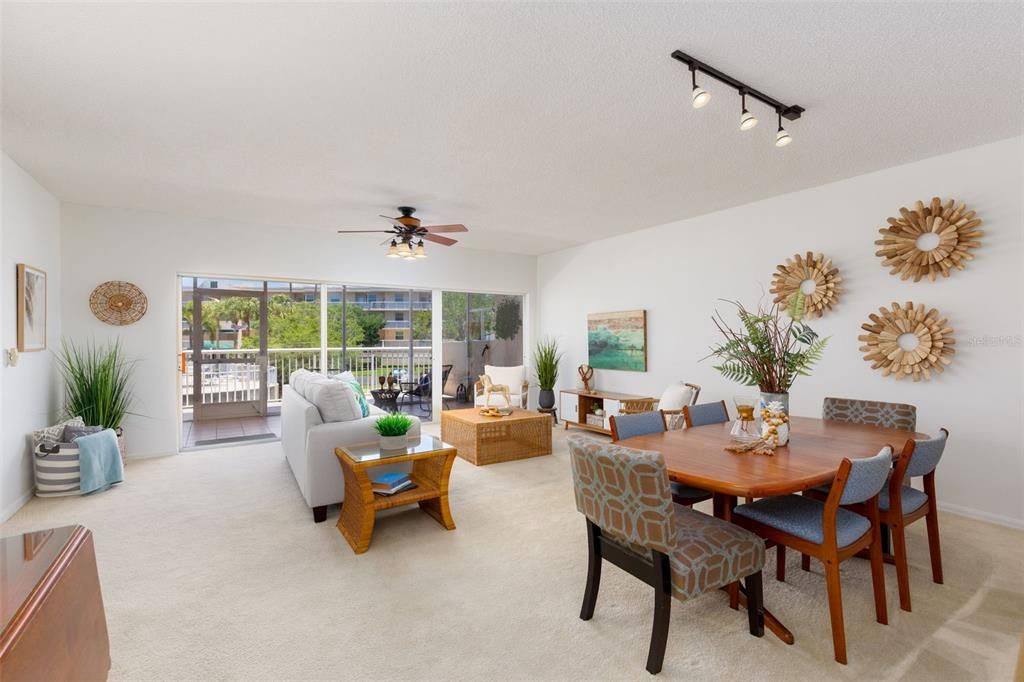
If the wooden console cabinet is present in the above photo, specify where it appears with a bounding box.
[560,389,655,436]
[0,525,110,682]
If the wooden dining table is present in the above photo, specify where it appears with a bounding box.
[620,416,926,645]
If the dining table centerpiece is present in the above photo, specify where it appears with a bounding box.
[707,291,828,429]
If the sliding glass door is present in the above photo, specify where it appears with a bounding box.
[441,292,524,410]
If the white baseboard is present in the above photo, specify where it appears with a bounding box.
[0,488,34,524]
[125,450,177,460]
[939,501,1024,530]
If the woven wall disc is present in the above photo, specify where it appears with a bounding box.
[875,197,982,282]
[89,281,148,326]
[770,251,842,319]
[857,301,955,381]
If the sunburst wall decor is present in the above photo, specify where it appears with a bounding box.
[770,251,842,319]
[858,302,955,381]
[875,197,982,282]
[89,281,148,326]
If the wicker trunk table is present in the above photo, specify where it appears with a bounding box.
[441,408,552,466]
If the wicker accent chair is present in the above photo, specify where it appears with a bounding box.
[609,412,713,507]
[733,448,893,664]
[568,435,765,674]
[619,382,702,416]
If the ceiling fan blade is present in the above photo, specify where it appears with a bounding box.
[378,215,407,229]
[337,229,395,234]
[422,224,468,233]
[421,233,458,246]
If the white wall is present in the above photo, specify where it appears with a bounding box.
[538,137,1024,528]
[1,153,62,521]
[60,204,537,457]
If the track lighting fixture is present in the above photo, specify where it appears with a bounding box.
[690,68,710,108]
[672,50,803,148]
[739,92,758,131]
[775,112,792,147]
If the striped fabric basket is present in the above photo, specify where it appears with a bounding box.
[33,443,81,497]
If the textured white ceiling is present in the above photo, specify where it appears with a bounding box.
[3,2,1022,255]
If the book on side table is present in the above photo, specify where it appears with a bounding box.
[371,471,417,496]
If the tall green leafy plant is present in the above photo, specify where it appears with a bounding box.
[707,293,828,393]
[533,337,563,390]
[57,339,137,429]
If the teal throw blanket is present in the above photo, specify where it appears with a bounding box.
[76,429,124,495]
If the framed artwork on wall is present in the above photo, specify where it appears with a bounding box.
[17,263,47,352]
[587,309,647,372]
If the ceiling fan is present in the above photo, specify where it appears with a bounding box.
[337,206,468,259]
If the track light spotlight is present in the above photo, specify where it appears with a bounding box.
[690,69,710,109]
[775,112,792,147]
[739,92,758,131]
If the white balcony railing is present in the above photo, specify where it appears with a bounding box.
[182,346,432,408]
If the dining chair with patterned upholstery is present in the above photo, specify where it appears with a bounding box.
[568,435,766,674]
[732,447,893,664]
[822,396,917,431]
[609,412,712,507]
[682,400,730,428]
[806,429,949,612]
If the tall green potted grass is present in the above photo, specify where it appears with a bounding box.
[57,339,137,455]
[533,337,563,409]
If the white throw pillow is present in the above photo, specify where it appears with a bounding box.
[306,377,363,423]
[330,370,357,384]
[485,365,526,389]
[659,383,695,411]
[289,369,312,398]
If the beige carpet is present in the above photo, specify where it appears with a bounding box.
[4,424,1023,680]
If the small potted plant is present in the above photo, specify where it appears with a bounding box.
[374,412,415,450]
[533,337,563,409]
[706,292,828,415]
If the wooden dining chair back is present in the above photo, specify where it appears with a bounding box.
[611,412,712,508]
[682,400,729,428]
[567,435,766,674]
[879,429,948,611]
[822,397,917,431]
[733,447,893,664]
[609,411,666,441]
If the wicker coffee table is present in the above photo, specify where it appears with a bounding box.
[441,408,552,466]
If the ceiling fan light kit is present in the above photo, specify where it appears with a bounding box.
[672,50,804,147]
[337,206,467,260]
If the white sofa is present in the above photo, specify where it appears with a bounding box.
[473,364,529,409]
[282,375,421,522]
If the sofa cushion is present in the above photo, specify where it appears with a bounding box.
[345,380,370,418]
[485,364,526,388]
[289,369,312,399]
[306,377,363,422]
[659,382,695,411]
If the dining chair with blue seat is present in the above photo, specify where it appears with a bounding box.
[568,435,766,674]
[682,400,730,428]
[732,447,893,664]
[610,412,713,507]
[806,429,949,612]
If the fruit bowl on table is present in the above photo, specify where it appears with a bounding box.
[478,407,513,418]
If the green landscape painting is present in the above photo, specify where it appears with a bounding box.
[587,310,647,372]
